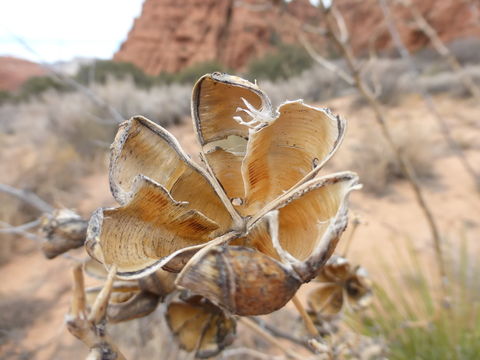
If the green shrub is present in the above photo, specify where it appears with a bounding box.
[76,60,155,88]
[0,90,12,105]
[246,44,313,81]
[160,61,230,85]
[350,235,480,359]
[18,76,72,100]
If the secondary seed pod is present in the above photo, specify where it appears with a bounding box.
[308,256,373,316]
[176,246,301,316]
[41,209,88,259]
[166,296,236,358]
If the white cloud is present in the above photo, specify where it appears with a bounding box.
[0,0,144,63]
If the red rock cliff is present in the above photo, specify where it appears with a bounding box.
[114,0,480,75]
[114,0,319,75]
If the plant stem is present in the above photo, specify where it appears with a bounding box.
[292,295,319,337]
[239,317,305,360]
[317,2,446,284]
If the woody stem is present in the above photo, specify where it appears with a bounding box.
[239,317,305,360]
[291,295,319,337]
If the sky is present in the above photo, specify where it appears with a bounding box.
[0,0,145,63]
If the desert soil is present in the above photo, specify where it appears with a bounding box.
[1,93,479,359]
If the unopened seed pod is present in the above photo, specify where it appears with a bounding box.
[176,246,301,316]
[166,297,236,358]
[41,209,88,259]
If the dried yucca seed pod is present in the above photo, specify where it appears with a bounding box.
[86,73,359,320]
[308,256,373,317]
[177,246,301,316]
[41,209,88,259]
[166,297,236,358]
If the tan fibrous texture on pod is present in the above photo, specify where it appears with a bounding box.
[177,246,301,316]
[166,297,236,358]
[85,73,359,315]
[86,175,221,278]
[192,73,346,216]
[41,209,88,259]
[109,116,232,231]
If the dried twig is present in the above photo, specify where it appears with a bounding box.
[239,317,305,360]
[66,265,126,360]
[292,296,319,338]
[379,0,480,190]
[6,32,125,123]
[398,0,480,100]
[313,2,446,282]
[300,35,354,85]
[0,220,43,242]
[251,317,311,349]
[0,183,54,213]
[221,347,285,360]
[0,219,41,234]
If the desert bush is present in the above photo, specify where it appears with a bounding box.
[346,120,437,195]
[17,75,72,100]
[0,90,12,105]
[247,44,313,81]
[414,37,480,67]
[259,64,352,106]
[163,60,230,85]
[76,60,155,88]
[0,77,192,205]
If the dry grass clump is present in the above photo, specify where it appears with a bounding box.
[0,77,192,260]
[259,64,352,106]
[346,120,437,195]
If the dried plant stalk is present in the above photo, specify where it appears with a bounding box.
[66,265,126,360]
[379,0,480,191]
[312,2,446,281]
[239,317,305,360]
[398,0,480,101]
[292,296,320,337]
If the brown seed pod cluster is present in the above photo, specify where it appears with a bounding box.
[166,295,236,358]
[308,256,373,318]
[79,73,360,356]
[40,208,88,259]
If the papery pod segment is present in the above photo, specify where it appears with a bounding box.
[166,295,236,358]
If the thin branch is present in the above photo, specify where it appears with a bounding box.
[239,317,305,360]
[0,219,41,234]
[398,0,480,100]
[300,35,354,85]
[292,296,319,337]
[0,220,43,242]
[251,317,312,349]
[221,347,284,360]
[5,31,125,123]
[316,2,446,283]
[379,0,480,190]
[0,183,54,213]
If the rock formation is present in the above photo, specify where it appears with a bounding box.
[114,0,319,75]
[0,56,46,91]
[114,0,480,75]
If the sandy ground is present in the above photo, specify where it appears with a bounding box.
[1,93,479,359]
